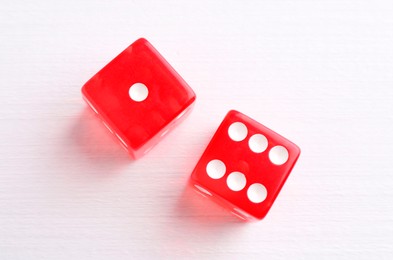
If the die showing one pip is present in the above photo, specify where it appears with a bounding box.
[190,110,300,221]
[82,38,196,159]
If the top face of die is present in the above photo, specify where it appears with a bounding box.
[191,110,300,220]
[82,38,196,150]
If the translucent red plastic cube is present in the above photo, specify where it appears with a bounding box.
[190,110,300,221]
[82,38,196,159]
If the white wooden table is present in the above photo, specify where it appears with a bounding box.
[1,1,392,259]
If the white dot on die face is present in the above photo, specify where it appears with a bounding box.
[247,183,267,203]
[269,145,289,165]
[206,159,226,179]
[248,134,268,153]
[228,122,248,141]
[129,82,148,102]
[226,172,247,191]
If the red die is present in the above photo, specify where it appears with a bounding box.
[190,110,300,221]
[82,38,196,159]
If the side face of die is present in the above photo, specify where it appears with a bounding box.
[82,38,196,159]
[191,110,300,220]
